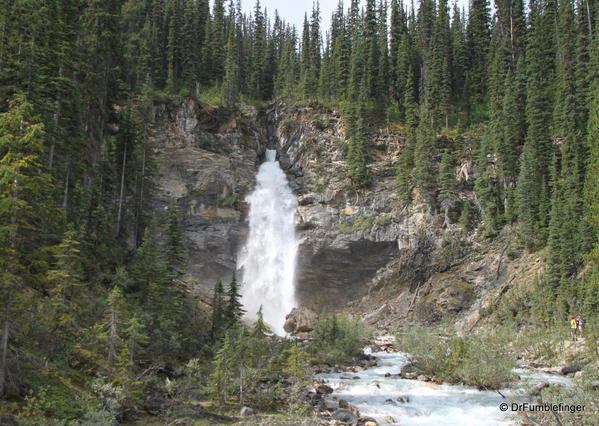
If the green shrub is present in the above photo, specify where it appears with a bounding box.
[375,215,392,226]
[454,332,513,389]
[518,365,599,426]
[206,327,311,411]
[511,327,560,363]
[280,117,298,135]
[308,315,372,365]
[397,326,514,389]
[335,216,374,234]
[198,85,224,107]
[313,117,329,130]
[298,138,325,156]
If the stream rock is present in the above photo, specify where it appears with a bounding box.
[284,307,318,334]
[315,383,334,394]
[239,406,255,416]
[560,365,580,375]
[527,382,550,399]
[400,362,417,379]
[331,408,359,425]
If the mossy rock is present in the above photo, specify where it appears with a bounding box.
[420,274,475,317]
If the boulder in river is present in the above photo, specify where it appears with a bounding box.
[560,365,580,375]
[400,361,417,377]
[325,398,340,411]
[239,406,254,416]
[284,307,318,334]
[316,383,334,394]
[332,408,359,425]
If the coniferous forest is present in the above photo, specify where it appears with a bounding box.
[1,0,599,424]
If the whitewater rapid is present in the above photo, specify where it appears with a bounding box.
[238,149,298,335]
[316,350,573,425]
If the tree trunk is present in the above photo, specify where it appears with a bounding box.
[62,164,70,212]
[239,366,243,406]
[586,0,592,37]
[116,143,128,236]
[49,71,62,170]
[0,318,9,397]
[134,145,146,247]
[108,304,117,381]
[509,5,516,67]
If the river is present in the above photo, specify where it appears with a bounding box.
[316,349,573,425]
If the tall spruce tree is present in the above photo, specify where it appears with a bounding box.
[414,105,437,204]
[225,272,245,326]
[518,0,557,248]
[0,95,54,396]
[396,65,419,200]
[464,0,491,119]
[346,99,370,188]
[222,27,241,107]
[210,279,226,341]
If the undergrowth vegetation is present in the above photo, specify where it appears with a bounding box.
[398,325,515,389]
[308,315,373,365]
[516,365,599,426]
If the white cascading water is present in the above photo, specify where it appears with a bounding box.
[238,149,298,335]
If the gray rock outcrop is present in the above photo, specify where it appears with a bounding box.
[149,99,531,331]
[284,307,318,334]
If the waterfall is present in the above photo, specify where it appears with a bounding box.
[238,149,298,335]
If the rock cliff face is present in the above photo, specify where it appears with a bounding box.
[152,100,264,289]
[151,98,539,329]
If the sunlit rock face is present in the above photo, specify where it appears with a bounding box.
[153,99,506,329]
[152,99,263,291]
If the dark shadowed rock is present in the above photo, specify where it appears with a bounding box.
[0,416,19,426]
[284,307,318,334]
[332,408,359,425]
[400,361,417,378]
[316,383,334,394]
[560,365,580,375]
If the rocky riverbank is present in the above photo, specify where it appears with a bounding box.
[304,332,599,426]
